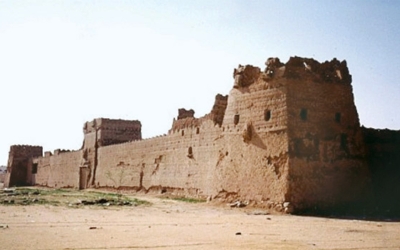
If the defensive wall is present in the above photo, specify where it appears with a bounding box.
[4,56,399,214]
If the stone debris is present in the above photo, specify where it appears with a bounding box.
[246,210,270,215]
[0,224,9,229]
[283,202,294,214]
[3,188,15,194]
[74,198,136,207]
[228,201,247,208]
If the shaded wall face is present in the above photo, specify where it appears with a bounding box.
[286,80,369,210]
[4,146,42,187]
[363,128,400,215]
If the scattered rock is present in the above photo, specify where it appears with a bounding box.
[235,232,242,235]
[247,210,269,215]
[97,198,108,204]
[74,198,135,207]
[283,202,294,214]
[81,200,95,205]
[228,201,247,208]
[3,188,15,194]
[0,224,9,229]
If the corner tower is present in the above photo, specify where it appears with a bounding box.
[218,56,369,212]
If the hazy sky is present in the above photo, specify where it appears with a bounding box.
[1,1,399,164]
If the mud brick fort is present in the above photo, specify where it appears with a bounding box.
[4,56,400,214]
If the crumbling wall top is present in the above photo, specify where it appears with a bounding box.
[283,56,351,84]
[233,56,352,88]
[233,64,261,88]
[177,109,195,120]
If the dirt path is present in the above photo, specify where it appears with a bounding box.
[1,194,400,250]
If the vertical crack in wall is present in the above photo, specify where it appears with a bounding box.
[91,126,99,186]
[139,163,145,189]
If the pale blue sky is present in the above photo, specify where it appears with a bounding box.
[0,1,399,164]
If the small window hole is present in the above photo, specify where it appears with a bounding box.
[300,109,308,121]
[234,114,240,125]
[264,110,271,121]
[335,112,341,123]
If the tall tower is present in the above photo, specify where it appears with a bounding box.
[81,118,142,188]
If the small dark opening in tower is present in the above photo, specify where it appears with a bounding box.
[181,130,184,136]
[196,127,200,134]
[264,110,271,121]
[300,108,308,121]
[335,112,341,123]
[188,146,193,158]
[340,133,348,151]
[32,163,38,174]
[234,114,240,125]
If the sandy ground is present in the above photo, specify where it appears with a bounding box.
[1,193,400,250]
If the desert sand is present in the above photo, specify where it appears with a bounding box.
[1,192,400,250]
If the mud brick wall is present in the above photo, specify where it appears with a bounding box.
[95,120,222,196]
[218,77,290,203]
[34,150,82,188]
